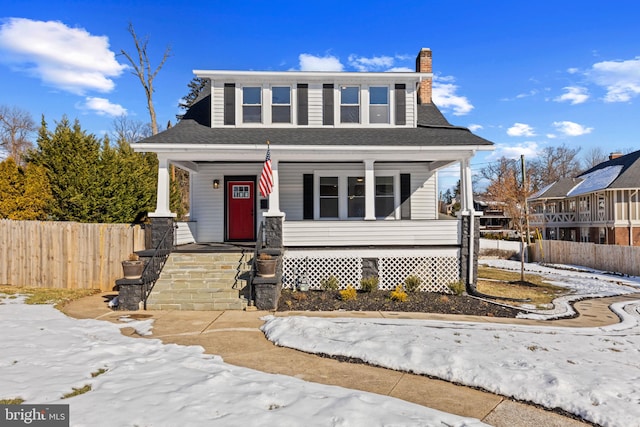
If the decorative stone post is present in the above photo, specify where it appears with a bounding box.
[460,212,480,294]
[254,214,284,310]
[264,215,283,249]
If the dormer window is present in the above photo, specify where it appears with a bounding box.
[242,87,261,123]
[340,86,360,123]
[272,86,291,123]
[369,86,389,124]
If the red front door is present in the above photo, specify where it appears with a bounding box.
[227,180,255,241]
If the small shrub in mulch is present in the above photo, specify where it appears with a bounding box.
[277,289,522,318]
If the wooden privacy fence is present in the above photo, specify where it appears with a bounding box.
[529,240,640,277]
[0,220,146,291]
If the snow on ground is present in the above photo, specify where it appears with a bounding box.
[263,261,640,427]
[0,295,487,427]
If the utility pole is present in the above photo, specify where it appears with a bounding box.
[521,154,531,246]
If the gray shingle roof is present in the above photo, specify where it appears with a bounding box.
[579,150,640,189]
[529,150,640,201]
[140,118,493,147]
[529,177,583,200]
[139,82,493,148]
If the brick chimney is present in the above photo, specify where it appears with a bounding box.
[416,48,432,104]
[609,152,623,160]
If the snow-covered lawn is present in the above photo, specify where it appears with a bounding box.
[263,261,640,427]
[0,295,488,427]
[2,260,639,427]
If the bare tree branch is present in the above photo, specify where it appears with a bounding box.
[0,105,36,165]
[120,23,171,135]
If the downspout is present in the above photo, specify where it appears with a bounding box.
[468,208,475,286]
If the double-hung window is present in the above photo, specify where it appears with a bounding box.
[272,86,291,123]
[242,87,261,123]
[375,176,395,218]
[319,177,339,218]
[340,86,359,123]
[369,86,389,124]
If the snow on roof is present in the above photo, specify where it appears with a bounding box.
[567,165,623,197]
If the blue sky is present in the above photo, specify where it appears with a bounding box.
[1,0,639,191]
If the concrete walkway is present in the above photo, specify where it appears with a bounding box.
[62,293,640,427]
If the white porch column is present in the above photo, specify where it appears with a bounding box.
[364,159,376,220]
[149,155,175,218]
[460,159,474,213]
[266,159,283,216]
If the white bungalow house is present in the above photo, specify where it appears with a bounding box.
[124,48,494,311]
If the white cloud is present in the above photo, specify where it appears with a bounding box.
[432,76,473,116]
[567,67,580,74]
[386,67,413,72]
[489,141,540,160]
[298,53,343,71]
[507,122,536,137]
[546,133,557,139]
[554,86,589,105]
[468,124,483,132]
[348,54,394,71]
[82,97,127,116]
[516,89,539,99]
[588,57,640,102]
[553,120,593,136]
[0,18,126,95]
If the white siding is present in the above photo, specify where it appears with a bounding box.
[411,170,438,219]
[212,82,225,127]
[406,85,417,126]
[308,83,323,126]
[283,220,460,246]
[175,222,196,245]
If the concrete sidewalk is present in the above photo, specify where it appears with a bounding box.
[62,293,639,427]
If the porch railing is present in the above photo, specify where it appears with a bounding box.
[141,224,175,309]
[246,222,264,307]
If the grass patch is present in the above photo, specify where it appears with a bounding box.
[477,265,547,285]
[0,286,100,309]
[476,265,567,307]
[477,265,569,308]
[91,368,108,378]
[62,384,92,399]
[0,398,24,404]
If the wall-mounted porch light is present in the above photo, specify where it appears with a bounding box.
[213,179,220,189]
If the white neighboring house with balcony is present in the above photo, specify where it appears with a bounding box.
[528,150,640,246]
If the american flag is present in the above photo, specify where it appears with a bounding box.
[259,143,273,197]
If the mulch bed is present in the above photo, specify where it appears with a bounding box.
[277,289,522,318]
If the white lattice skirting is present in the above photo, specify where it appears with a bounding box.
[282,249,460,293]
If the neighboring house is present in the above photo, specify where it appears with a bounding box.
[474,200,512,233]
[528,150,640,245]
[128,48,494,310]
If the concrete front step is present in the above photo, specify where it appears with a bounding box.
[146,299,247,311]
[146,251,252,311]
